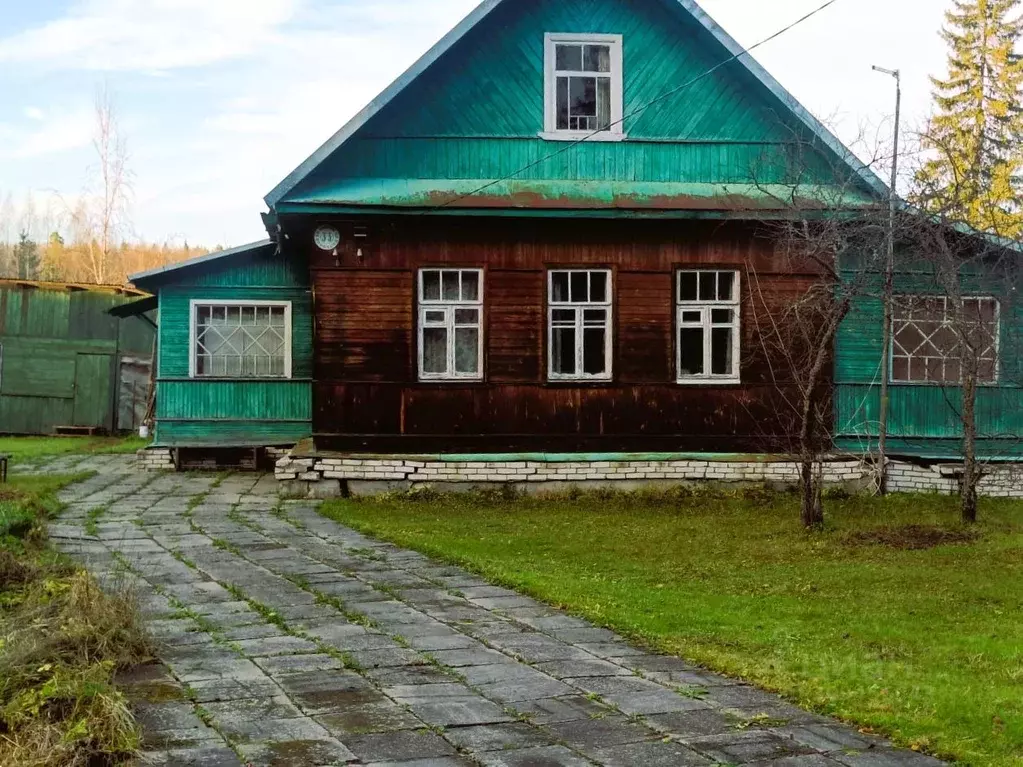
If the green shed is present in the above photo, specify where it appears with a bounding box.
[0,279,155,435]
[128,241,313,450]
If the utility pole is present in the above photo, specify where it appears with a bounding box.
[872,65,901,496]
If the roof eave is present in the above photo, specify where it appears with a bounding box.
[129,239,274,286]
[672,0,889,200]
[263,0,507,209]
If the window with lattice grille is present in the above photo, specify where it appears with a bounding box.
[891,296,999,384]
[190,301,292,379]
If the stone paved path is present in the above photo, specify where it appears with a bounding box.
[27,456,945,767]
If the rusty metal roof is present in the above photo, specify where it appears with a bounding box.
[0,278,147,296]
[280,179,880,213]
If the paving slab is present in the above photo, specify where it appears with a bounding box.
[37,458,948,767]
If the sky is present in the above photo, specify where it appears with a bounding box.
[0,0,951,248]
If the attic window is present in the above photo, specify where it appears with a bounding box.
[543,34,624,141]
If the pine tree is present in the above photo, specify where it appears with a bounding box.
[14,231,39,280]
[915,0,1023,235]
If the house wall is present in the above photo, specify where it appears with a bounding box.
[153,249,313,447]
[302,217,823,453]
[0,284,153,435]
[835,267,1023,459]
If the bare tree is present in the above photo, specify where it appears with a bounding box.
[747,214,885,528]
[891,212,1017,523]
[743,127,889,528]
[65,86,133,284]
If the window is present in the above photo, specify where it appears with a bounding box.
[892,296,999,384]
[190,301,291,379]
[544,34,623,140]
[677,271,741,383]
[549,270,612,380]
[418,269,484,380]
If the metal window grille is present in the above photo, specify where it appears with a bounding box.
[892,296,999,384]
[193,303,290,379]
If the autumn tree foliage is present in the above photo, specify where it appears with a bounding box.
[0,91,209,286]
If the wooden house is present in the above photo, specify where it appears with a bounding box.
[0,280,154,435]
[134,0,1023,486]
[260,0,888,457]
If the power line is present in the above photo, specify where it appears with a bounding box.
[429,0,843,212]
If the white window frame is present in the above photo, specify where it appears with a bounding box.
[417,269,485,382]
[891,295,1001,385]
[542,33,625,142]
[676,270,741,384]
[189,299,293,380]
[548,269,613,382]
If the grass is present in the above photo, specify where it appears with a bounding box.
[0,436,150,463]
[320,486,1023,766]
[0,475,153,767]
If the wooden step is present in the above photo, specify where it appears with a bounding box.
[54,426,101,436]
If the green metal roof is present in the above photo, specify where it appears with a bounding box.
[282,178,879,212]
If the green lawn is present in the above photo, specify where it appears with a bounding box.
[321,488,1023,766]
[0,436,149,462]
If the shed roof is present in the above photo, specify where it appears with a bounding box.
[0,278,147,296]
[129,240,274,286]
[265,0,889,210]
[108,295,159,318]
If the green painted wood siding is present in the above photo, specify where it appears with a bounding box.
[835,268,1023,458]
[151,249,314,448]
[0,284,154,435]
[291,0,866,204]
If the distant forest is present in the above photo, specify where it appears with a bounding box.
[0,90,213,287]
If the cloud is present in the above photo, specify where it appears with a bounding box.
[23,106,45,121]
[0,0,298,71]
[0,109,94,160]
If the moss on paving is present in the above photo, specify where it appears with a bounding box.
[320,486,1023,766]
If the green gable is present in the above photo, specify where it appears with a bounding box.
[272,0,884,214]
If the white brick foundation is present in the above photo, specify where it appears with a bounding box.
[275,455,873,498]
[887,461,1023,497]
[139,445,297,472]
[137,448,175,471]
[276,453,1023,498]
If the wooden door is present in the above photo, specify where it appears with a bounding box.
[73,354,114,429]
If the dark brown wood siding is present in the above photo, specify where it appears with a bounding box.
[294,217,822,453]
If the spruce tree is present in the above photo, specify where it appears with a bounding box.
[915,0,1023,235]
[14,231,39,280]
